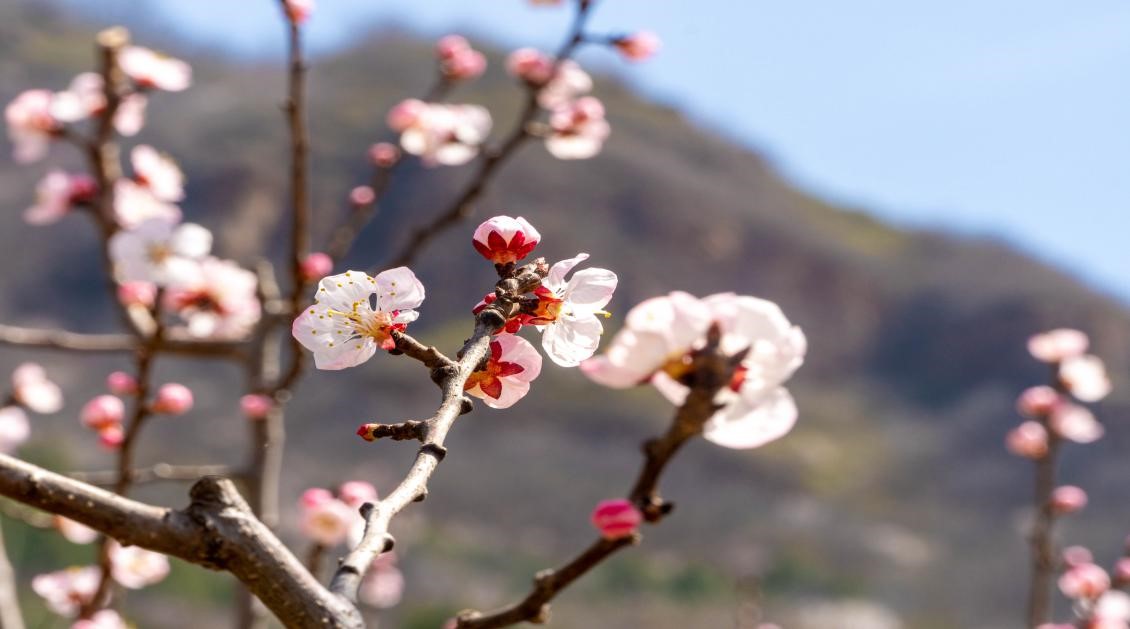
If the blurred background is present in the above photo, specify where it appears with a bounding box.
[1,1,1128,627]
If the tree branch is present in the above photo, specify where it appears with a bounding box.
[0,454,364,629]
[68,463,240,486]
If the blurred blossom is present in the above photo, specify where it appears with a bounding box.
[1049,402,1104,444]
[537,60,593,109]
[338,481,378,510]
[1016,385,1059,418]
[349,185,375,206]
[300,252,334,282]
[50,73,147,136]
[1060,354,1112,403]
[436,35,487,81]
[98,424,124,450]
[31,566,100,616]
[1093,591,1130,624]
[25,170,96,225]
[591,499,642,540]
[472,215,541,265]
[358,551,404,608]
[117,281,157,308]
[1005,421,1049,459]
[1029,329,1089,363]
[81,395,124,431]
[613,31,661,61]
[1060,562,1110,600]
[53,516,99,545]
[164,257,261,339]
[151,383,194,415]
[72,609,128,629]
[391,101,492,166]
[109,541,171,589]
[131,145,185,202]
[5,89,59,163]
[119,46,192,92]
[1062,545,1094,568]
[109,217,211,285]
[546,96,611,160]
[240,394,273,420]
[1114,558,1130,584]
[12,362,63,414]
[1050,485,1088,515]
[583,291,806,449]
[299,488,355,546]
[112,179,182,228]
[0,407,30,454]
[506,48,554,86]
[283,0,315,24]
[107,371,139,396]
[292,268,424,370]
[368,142,400,168]
[465,334,543,409]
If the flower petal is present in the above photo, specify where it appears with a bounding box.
[564,267,617,312]
[703,387,798,449]
[544,253,589,294]
[375,267,425,312]
[542,313,603,367]
[316,271,375,311]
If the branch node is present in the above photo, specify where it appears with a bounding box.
[419,443,447,462]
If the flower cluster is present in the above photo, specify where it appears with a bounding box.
[32,543,168,621]
[1006,329,1112,460]
[435,35,487,82]
[0,363,64,454]
[387,98,492,166]
[1052,551,1130,628]
[583,291,806,449]
[80,378,193,448]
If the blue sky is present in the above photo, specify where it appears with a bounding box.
[74,0,1130,301]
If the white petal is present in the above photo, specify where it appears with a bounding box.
[477,378,531,409]
[170,223,212,258]
[580,329,669,388]
[564,267,617,312]
[703,387,798,449]
[0,407,30,454]
[375,267,425,312]
[542,314,603,367]
[544,253,589,294]
[316,271,375,311]
[650,371,690,406]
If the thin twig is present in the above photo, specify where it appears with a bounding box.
[0,323,245,357]
[67,463,240,486]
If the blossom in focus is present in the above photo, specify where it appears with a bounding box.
[591,499,642,540]
[283,0,315,23]
[298,488,355,546]
[1060,354,1112,403]
[112,179,182,228]
[521,253,617,367]
[107,371,139,395]
[25,170,97,225]
[1059,562,1110,600]
[5,89,60,163]
[12,362,63,414]
[472,215,541,265]
[152,383,193,415]
[164,257,261,339]
[546,96,611,160]
[1049,402,1104,444]
[389,100,492,166]
[72,609,128,629]
[131,144,184,201]
[537,60,593,109]
[1005,421,1048,459]
[80,395,124,431]
[300,252,334,282]
[436,35,487,81]
[613,31,661,61]
[0,407,30,454]
[465,334,543,409]
[109,217,211,285]
[119,46,191,91]
[31,566,101,616]
[292,267,425,370]
[506,48,554,85]
[582,291,807,449]
[108,541,170,589]
[1029,328,1089,363]
[240,394,273,420]
[358,551,405,608]
[53,516,99,545]
[1050,485,1088,515]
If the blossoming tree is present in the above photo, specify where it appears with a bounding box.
[0,1,808,628]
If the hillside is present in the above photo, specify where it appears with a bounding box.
[1,2,1129,628]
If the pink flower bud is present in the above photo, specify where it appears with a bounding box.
[81,395,124,431]
[1029,328,1089,363]
[300,252,333,282]
[435,35,470,61]
[472,215,542,264]
[240,394,273,420]
[1050,485,1088,515]
[442,48,487,81]
[1016,386,1058,418]
[1062,545,1094,568]
[98,424,124,449]
[152,383,193,415]
[106,371,138,395]
[1114,558,1130,584]
[283,0,314,24]
[590,498,642,540]
[117,281,156,308]
[68,174,98,204]
[613,31,661,61]
[1005,421,1048,459]
[1059,562,1110,600]
[368,142,400,168]
[349,185,375,206]
[300,487,333,509]
[338,481,378,508]
[386,99,427,132]
[506,48,553,85]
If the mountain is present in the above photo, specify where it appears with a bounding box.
[1,2,1128,628]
